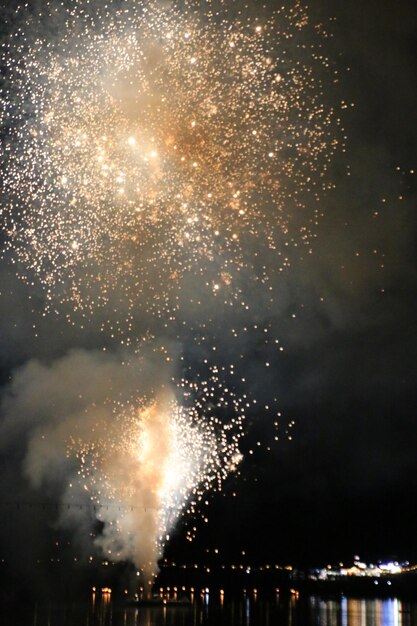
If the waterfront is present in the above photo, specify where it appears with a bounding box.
[2,594,417,626]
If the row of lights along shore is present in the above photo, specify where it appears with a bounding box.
[92,586,299,600]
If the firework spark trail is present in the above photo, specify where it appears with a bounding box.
[0,0,341,586]
[69,392,242,588]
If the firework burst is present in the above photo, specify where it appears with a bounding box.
[1,0,339,333]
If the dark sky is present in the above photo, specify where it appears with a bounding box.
[215,0,417,566]
[1,0,417,588]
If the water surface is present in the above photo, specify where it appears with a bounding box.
[2,593,417,626]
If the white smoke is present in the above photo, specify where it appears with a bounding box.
[0,347,239,592]
[0,349,174,588]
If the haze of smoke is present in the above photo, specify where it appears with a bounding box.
[0,346,242,588]
[0,349,174,585]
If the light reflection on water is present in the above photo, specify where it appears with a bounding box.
[309,597,414,626]
[2,593,417,626]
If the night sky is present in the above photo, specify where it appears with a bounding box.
[1,0,417,592]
